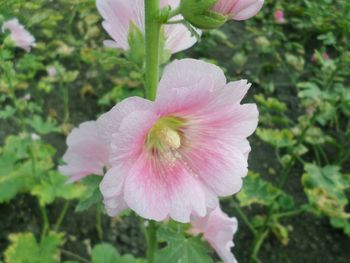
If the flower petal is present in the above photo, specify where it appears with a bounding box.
[97,96,154,145]
[59,121,109,182]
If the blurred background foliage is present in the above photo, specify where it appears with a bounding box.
[0,0,349,262]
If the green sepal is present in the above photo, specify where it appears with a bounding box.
[180,0,227,29]
[127,22,145,66]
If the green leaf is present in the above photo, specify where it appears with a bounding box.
[75,175,103,212]
[4,232,63,263]
[256,128,296,148]
[92,243,119,263]
[115,255,147,263]
[31,171,85,205]
[25,115,59,135]
[157,226,213,263]
[330,218,350,237]
[302,164,350,219]
[238,172,293,208]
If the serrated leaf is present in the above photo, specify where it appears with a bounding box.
[238,172,293,208]
[4,232,63,263]
[92,243,119,263]
[157,226,212,263]
[302,164,350,219]
[31,171,85,205]
[25,115,59,135]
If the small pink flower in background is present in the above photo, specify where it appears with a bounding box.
[2,18,36,52]
[96,0,198,53]
[311,51,330,62]
[190,206,238,263]
[60,59,258,222]
[213,0,264,21]
[323,52,330,60]
[274,10,285,23]
[47,66,57,77]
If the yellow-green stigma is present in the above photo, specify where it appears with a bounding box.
[146,116,186,153]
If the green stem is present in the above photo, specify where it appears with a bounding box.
[146,220,158,263]
[232,200,257,236]
[54,201,70,231]
[39,202,50,239]
[145,0,161,100]
[249,230,269,263]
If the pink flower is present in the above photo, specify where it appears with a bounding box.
[2,18,36,52]
[323,52,330,60]
[213,0,264,21]
[190,206,238,263]
[274,10,285,23]
[96,0,198,53]
[60,59,258,222]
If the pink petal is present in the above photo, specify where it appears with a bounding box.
[191,206,238,263]
[96,0,143,50]
[156,59,226,114]
[232,0,264,21]
[185,139,247,196]
[59,121,110,182]
[2,18,36,52]
[124,152,207,223]
[97,0,198,53]
[97,96,154,145]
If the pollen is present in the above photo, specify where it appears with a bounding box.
[161,127,181,149]
[146,116,185,154]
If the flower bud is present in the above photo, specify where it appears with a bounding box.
[213,0,264,21]
[180,0,227,29]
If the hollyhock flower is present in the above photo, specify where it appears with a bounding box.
[2,18,36,52]
[213,0,264,21]
[190,206,238,263]
[60,59,258,222]
[274,10,285,23]
[96,0,198,53]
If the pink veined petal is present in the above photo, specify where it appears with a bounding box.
[108,109,159,166]
[213,0,237,14]
[232,0,264,21]
[100,166,126,199]
[97,96,154,145]
[164,21,199,53]
[190,206,238,263]
[184,138,248,196]
[156,59,226,115]
[59,121,110,182]
[123,151,207,223]
[96,0,142,50]
[158,59,227,94]
[97,0,197,53]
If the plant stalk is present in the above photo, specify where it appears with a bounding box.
[146,220,158,263]
[145,0,161,100]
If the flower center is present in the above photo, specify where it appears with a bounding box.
[146,116,185,154]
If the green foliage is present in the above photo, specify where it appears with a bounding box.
[75,175,103,212]
[157,226,213,263]
[302,164,350,219]
[91,244,146,263]
[32,171,85,206]
[4,232,63,263]
[237,172,294,209]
